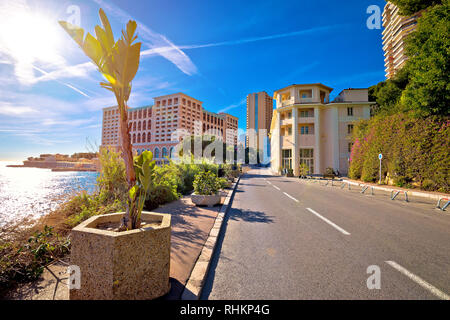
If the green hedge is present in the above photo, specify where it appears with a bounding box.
[349,113,449,192]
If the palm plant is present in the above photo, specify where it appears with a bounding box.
[59,9,147,229]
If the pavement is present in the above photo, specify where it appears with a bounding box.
[202,168,450,300]
[5,194,224,300]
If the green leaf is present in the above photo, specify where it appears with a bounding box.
[82,33,103,66]
[99,8,115,47]
[58,21,84,48]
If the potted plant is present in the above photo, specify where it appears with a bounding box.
[286,168,294,177]
[60,10,171,300]
[299,162,309,179]
[324,167,336,179]
[191,171,222,207]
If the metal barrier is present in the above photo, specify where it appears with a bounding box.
[391,190,408,202]
[361,185,374,195]
[436,197,449,211]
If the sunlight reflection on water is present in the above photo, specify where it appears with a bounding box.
[0,161,98,227]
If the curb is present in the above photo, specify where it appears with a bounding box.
[181,175,241,300]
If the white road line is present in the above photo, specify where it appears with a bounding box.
[266,180,272,185]
[273,185,280,190]
[306,208,351,235]
[283,192,299,203]
[386,261,450,300]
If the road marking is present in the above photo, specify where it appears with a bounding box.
[273,185,280,190]
[283,192,299,202]
[385,261,450,300]
[306,208,350,235]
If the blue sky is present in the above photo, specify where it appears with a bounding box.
[0,0,386,160]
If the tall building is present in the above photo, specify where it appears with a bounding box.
[101,93,238,164]
[382,2,421,79]
[269,84,372,176]
[246,91,273,150]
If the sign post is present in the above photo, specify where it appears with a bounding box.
[378,153,383,184]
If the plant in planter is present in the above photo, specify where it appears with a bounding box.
[286,168,294,177]
[299,162,310,178]
[191,171,222,207]
[60,10,171,300]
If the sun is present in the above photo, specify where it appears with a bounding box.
[0,4,64,66]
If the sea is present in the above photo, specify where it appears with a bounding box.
[0,161,98,227]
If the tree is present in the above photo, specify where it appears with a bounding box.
[401,1,450,116]
[59,9,147,229]
[389,0,442,15]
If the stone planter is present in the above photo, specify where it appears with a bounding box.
[191,193,221,207]
[70,212,171,300]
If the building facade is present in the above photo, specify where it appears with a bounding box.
[246,91,273,150]
[101,93,238,163]
[382,2,421,79]
[269,84,372,176]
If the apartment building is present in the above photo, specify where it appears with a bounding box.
[382,2,422,79]
[246,91,273,150]
[101,93,238,163]
[269,84,372,176]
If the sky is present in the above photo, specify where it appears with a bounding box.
[0,0,387,160]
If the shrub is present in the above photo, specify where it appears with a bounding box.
[193,171,221,195]
[349,113,449,192]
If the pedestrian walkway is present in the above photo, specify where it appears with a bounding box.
[5,195,224,300]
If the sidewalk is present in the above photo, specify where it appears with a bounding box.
[5,192,230,300]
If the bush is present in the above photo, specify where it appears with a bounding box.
[349,113,449,192]
[193,171,221,195]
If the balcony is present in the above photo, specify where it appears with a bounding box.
[298,134,315,147]
[298,116,315,124]
[281,98,295,107]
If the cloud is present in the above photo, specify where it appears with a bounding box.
[141,25,343,57]
[92,0,198,76]
[0,103,37,116]
[218,98,247,113]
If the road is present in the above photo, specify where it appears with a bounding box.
[201,168,450,300]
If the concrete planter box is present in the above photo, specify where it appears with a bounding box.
[191,194,221,207]
[70,212,171,300]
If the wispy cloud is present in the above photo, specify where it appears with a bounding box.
[141,25,343,57]
[218,98,246,113]
[92,0,198,76]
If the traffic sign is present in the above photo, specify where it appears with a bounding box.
[378,153,383,160]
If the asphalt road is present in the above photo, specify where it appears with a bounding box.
[201,168,450,300]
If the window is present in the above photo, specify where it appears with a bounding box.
[300,148,314,174]
[300,126,310,135]
[282,149,292,170]
[288,112,292,118]
[287,127,292,136]
[347,124,354,134]
[154,148,160,158]
[162,147,168,158]
[169,147,175,158]
[132,134,136,143]
[347,107,353,116]
[143,121,146,130]
[348,142,353,153]
[300,110,309,117]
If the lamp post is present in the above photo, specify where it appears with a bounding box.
[378,153,383,184]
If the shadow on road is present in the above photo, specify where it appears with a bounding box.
[200,179,274,300]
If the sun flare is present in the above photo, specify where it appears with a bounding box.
[0,4,64,66]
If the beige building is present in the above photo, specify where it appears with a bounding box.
[382,2,421,79]
[246,91,273,150]
[101,93,238,164]
[269,84,372,176]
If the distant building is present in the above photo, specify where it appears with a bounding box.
[246,91,273,151]
[382,2,422,79]
[269,84,372,176]
[101,93,238,163]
